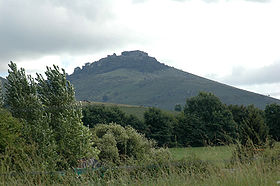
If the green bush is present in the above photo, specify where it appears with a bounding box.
[0,109,22,153]
[91,123,171,166]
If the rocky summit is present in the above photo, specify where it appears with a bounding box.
[67,50,280,110]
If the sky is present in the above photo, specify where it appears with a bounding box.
[1,0,280,98]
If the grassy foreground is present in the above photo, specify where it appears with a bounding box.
[170,146,233,166]
[1,145,280,185]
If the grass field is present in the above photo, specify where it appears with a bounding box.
[2,145,280,185]
[170,146,233,166]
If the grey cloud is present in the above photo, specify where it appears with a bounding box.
[170,0,270,2]
[0,0,135,73]
[222,62,280,86]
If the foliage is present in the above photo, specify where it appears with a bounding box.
[265,103,280,141]
[0,109,22,153]
[5,62,43,123]
[36,65,96,168]
[1,145,280,185]
[82,105,126,128]
[82,104,147,134]
[184,92,237,146]
[91,123,170,166]
[4,62,98,170]
[174,112,206,147]
[144,107,174,147]
[0,81,3,107]
[229,105,269,147]
[5,62,58,170]
[229,105,270,163]
[174,104,182,111]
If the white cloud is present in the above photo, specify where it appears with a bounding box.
[1,0,280,99]
[220,62,280,85]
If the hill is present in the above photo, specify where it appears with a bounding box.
[67,50,280,110]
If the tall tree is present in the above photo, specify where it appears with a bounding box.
[5,62,42,122]
[5,62,98,170]
[5,62,58,170]
[36,65,96,168]
[184,92,237,145]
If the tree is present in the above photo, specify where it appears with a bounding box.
[238,105,268,147]
[265,103,280,141]
[144,107,173,147]
[5,62,42,123]
[184,92,237,145]
[36,65,97,168]
[174,113,206,147]
[231,105,269,162]
[5,62,58,170]
[5,62,98,170]
[229,104,269,147]
[82,105,147,134]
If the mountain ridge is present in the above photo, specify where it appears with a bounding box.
[67,50,280,110]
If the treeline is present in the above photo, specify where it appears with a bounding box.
[0,62,169,174]
[82,92,280,148]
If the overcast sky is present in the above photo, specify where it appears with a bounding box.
[1,0,280,98]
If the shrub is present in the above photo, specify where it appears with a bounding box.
[91,123,171,166]
[0,108,22,153]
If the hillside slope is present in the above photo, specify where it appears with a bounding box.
[67,50,280,110]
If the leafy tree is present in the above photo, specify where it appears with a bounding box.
[36,65,97,168]
[125,114,147,134]
[265,103,280,141]
[144,107,173,147]
[82,105,126,128]
[228,105,248,133]
[5,62,58,170]
[5,62,42,123]
[5,62,98,170]
[0,109,22,153]
[184,92,237,145]
[174,113,206,147]
[82,105,147,134]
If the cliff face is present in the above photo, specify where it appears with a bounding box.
[67,50,280,110]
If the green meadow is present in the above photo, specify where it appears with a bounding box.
[2,145,280,185]
[170,146,233,166]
